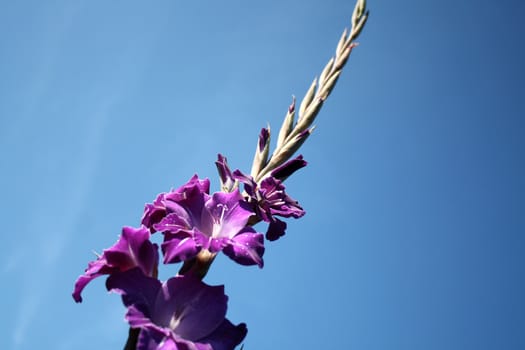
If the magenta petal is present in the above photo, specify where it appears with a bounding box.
[141,193,167,231]
[72,258,115,302]
[223,230,265,268]
[208,237,229,253]
[137,174,265,268]
[184,175,210,194]
[141,175,210,234]
[162,235,202,264]
[167,175,210,200]
[205,190,253,238]
[154,211,190,234]
[104,226,159,276]
[72,226,158,303]
[166,177,210,222]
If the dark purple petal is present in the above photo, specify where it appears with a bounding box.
[111,270,243,350]
[232,169,257,197]
[106,268,161,316]
[266,218,287,241]
[137,329,165,350]
[215,154,235,192]
[141,193,167,231]
[223,230,265,268]
[200,320,247,350]
[126,306,176,346]
[161,234,202,264]
[156,338,179,350]
[118,274,228,342]
[165,180,210,226]
[104,226,159,275]
[270,155,307,181]
[137,328,214,350]
[258,128,270,152]
[259,177,305,219]
[159,337,212,350]
[156,276,228,341]
[141,176,210,233]
[233,168,305,227]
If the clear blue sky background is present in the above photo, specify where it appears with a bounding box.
[1,1,524,349]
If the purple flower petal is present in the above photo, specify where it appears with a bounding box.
[270,155,307,181]
[205,190,253,239]
[72,258,115,303]
[161,233,202,264]
[232,169,257,197]
[154,211,191,234]
[137,329,160,350]
[108,269,245,350]
[257,128,270,153]
[142,193,167,232]
[223,229,265,268]
[215,154,235,192]
[165,179,210,228]
[72,226,158,303]
[141,175,210,233]
[266,218,287,241]
[141,174,265,268]
[158,275,227,341]
[259,177,305,219]
[104,226,159,275]
[208,237,229,253]
[201,320,247,350]
[232,169,305,241]
[106,267,161,316]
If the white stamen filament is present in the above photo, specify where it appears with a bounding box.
[212,204,228,238]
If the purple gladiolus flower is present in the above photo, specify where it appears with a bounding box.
[142,175,210,232]
[142,176,265,267]
[72,226,158,303]
[233,169,305,241]
[107,268,247,350]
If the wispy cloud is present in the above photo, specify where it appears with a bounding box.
[12,294,40,348]
[9,97,113,349]
[4,2,166,348]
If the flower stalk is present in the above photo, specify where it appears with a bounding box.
[253,0,368,183]
[72,1,368,349]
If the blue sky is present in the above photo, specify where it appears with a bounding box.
[1,0,524,349]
